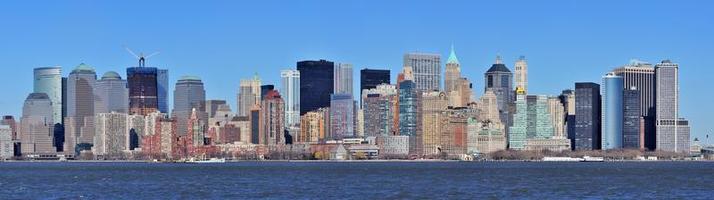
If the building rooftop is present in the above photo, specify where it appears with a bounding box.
[101,71,122,80]
[72,63,95,73]
[447,45,459,65]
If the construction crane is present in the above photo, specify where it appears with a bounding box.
[125,46,160,67]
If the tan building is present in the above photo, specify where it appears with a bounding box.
[237,75,261,117]
[20,93,56,156]
[420,91,448,156]
[547,97,566,139]
[514,56,528,93]
[299,108,329,143]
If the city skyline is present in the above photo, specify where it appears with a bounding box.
[0,1,712,143]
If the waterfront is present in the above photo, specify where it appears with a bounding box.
[1,162,713,199]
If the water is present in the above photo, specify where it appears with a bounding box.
[1,161,713,199]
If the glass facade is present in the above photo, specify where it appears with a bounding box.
[601,73,623,149]
[574,82,601,150]
[298,60,334,115]
[127,67,158,115]
[33,67,63,124]
[403,53,441,91]
[623,88,641,148]
[360,69,390,101]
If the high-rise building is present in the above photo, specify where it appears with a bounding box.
[601,73,623,149]
[249,106,261,144]
[65,63,97,151]
[509,90,555,150]
[655,60,689,153]
[470,91,507,154]
[260,90,285,146]
[574,82,601,150]
[330,93,354,140]
[172,76,206,136]
[420,91,448,155]
[95,71,129,114]
[484,56,513,135]
[362,84,398,137]
[613,60,656,150]
[359,68,390,101]
[514,56,528,93]
[334,63,353,95]
[547,97,566,139]
[93,112,128,158]
[404,53,441,91]
[205,100,227,119]
[298,107,329,143]
[559,89,577,150]
[280,69,300,127]
[298,60,334,115]
[0,125,12,159]
[398,80,419,137]
[440,107,472,155]
[237,75,261,117]
[20,93,56,155]
[444,46,461,94]
[127,67,158,115]
[623,87,642,149]
[33,67,63,124]
[157,69,169,114]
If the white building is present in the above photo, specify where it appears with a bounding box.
[0,125,13,159]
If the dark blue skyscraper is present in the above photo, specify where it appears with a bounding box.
[574,82,601,150]
[298,60,334,115]
[623,87,642,149]
[157,69,169,114]
[360,68,390,97]
[127,67,158,115]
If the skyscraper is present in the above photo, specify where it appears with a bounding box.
[237,75,261,117]
[484,56,513,135]
[623,87,642,149]
[95,71,129,114]
[298,60,334,115]
[559,89,577,150]
[20,93,56,156]
[362,84,397,137]
[93,112,128,159]
[280,69,300,127]
[613,60,656,150]
[404,53,440,91]
[127,67,158,115]
[655,60,689,153]
[574,82,601,150]
[65,63,97,151]
[260,90,285,146]
[359,68,390,101]
[514,56,528,93]
[509,90,555,150]
[445,46,461,94]
[601,73,623,149]
[33,67,63,124]
[330,93,354,140]
[1,116,18,140]
[334,63,353,95]
[398,80,419,137]
[420,91,448,155]
[173,76,206,136]
[157,69,169,114]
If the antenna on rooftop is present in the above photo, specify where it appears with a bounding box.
[124,46,160,67]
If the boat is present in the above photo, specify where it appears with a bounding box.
[187,158,226,164]
[542,157,583,162]
[581,156,605,162]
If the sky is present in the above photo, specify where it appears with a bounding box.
[0,1,712,143]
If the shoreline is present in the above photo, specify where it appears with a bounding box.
[1,159,710,163]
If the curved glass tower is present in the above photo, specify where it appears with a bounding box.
[33,67,63,124]
[602,72,623,149]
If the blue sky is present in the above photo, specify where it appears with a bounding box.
[1,1,712,142]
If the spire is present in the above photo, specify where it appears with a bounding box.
[447,44,460,65]
[495,55,503,64]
